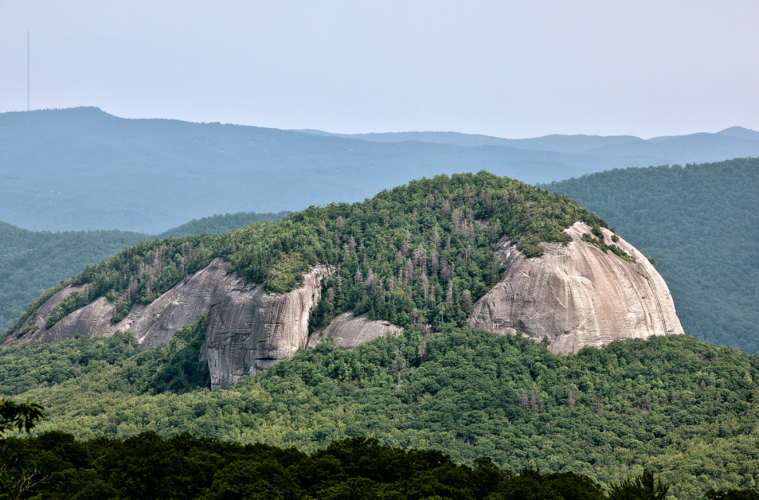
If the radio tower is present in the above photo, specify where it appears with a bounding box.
[27,31,30,111]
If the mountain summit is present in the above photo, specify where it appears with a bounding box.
[6,173,682,388]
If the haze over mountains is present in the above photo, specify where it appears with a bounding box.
[2,107,758,234]
[298,126,759,154]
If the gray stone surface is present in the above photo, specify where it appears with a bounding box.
[10,221,676,386]
[4,286,113,346]
[7,258,230,347]
[467,222,684,353]
[203,266,328,390]
[308,311,403,350]
[114,258,230,347]
[4,284,85,346]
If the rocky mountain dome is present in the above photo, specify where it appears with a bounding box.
[4,173,684,389]
[468,222,683,353]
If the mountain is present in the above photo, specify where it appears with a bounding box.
[717,126,759,142]
[3,107,759,233]
[545,157,759,353]
[6,173,681,390]
[0,212,287,332]
[1,172,755,497]
[294,129,645,153]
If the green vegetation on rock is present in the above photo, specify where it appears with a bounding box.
[545,157,759,353]
[9,172,607,337]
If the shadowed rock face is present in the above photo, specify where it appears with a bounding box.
[9,220,680,385]
[202,266,328,390]
[307,311,404,350]
[467,222,684,353]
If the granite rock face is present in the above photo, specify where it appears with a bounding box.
[307,311,404,350]
[467,222,684,353]
[5,287,113,346]
[115,258,230,348]
[6,258,230,348]
[11,220,672,384]
[202,266,328,390]
[7,259,405,389]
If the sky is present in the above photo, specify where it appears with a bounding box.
[1,1,758,139]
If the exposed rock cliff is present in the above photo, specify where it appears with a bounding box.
[202,266,328,390]
[6,259,230,348]
[8,285,107,345]
[7,258,408,389]
[115,258,230,348]
[467,222,684,353]
[307,311,404,350]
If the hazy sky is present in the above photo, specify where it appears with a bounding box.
[1,1,758,138]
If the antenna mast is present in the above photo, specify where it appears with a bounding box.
[27,31,30,112]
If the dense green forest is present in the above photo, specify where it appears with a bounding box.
[8,172,609,340]
[545,158,759,353]
[0,212,287,333]
[1,326,758,499]
[8,431,754,500]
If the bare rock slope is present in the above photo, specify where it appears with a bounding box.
[8,221,684,387]
[468,222,684,353]
[7,260,402,390]
[308,311,404,350]
[201,266,328,390]
[7,258,230,348]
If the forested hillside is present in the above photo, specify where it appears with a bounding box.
[3,171,758,498]
[0,222,148,332]
[7,172,609,341]
[545,158,759,352]
[0,211,287,332]
[3,326,758,499]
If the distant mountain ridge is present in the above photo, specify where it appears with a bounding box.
[295,128,645,152]
[296,126,759,154]
[2,107,758,233]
